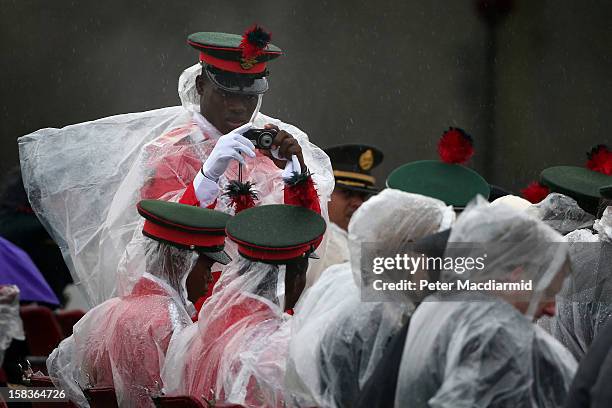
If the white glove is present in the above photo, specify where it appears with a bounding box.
[201,123,256,182]
[282,155,302,179]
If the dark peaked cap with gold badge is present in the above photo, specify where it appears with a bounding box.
[188,25,282,95]
[324,144,384,194]
[137,199,231,265]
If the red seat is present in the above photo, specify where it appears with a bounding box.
[20,305,64,356]
[152,395,205,408]
[29,375,54,387]
[83,386,119,408]
[55,309,85,337]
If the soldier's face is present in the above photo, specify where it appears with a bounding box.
[284,258,309,310]
[504,259,570,320]
[185,255,214,303]
[196,74,258,134]
[328,187,369,231]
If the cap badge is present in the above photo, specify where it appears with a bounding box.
[240,57,258,70]
[359,149,374,171]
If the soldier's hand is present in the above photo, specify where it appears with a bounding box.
[260,124,306,171]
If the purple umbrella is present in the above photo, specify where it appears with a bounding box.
[0,236,59,305]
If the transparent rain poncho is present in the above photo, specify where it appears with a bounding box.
[162,256,293,407]
[47,240,198,408]
[284,189,455,408]
[0,285,24,367]
[394,198,577,408]
[18,63,333,307]
[539,208,612,361]
[526,193,596,234]
[594,206,612,242]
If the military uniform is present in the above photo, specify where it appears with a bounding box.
[163,204,326,407]
[47,200,231,408]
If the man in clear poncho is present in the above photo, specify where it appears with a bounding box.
[527,192,611,361]
[565,190,612,408]
[17,26,333,308]
[393,198,577,408]
[542,203,612,362]
[162,204,326,407]
[284,188,455,408]
[47,200,232,408]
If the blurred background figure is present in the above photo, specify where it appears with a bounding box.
[0,285,25,384]
[0,166,73,308]
[0,237,59,307]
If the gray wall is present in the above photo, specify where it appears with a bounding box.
[1,0,611,193]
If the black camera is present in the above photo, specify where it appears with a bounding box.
[243,128,277,150]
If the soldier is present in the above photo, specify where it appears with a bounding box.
[47,200,231,408]
[163,204,326,407]
[19,25,333,306]
[308,144,383,283]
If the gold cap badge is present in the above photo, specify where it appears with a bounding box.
[359,149,374,171]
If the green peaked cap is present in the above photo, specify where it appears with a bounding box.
[386,160,490,207]
[226,204,326,264]
[137,199,232,265]
[540,166,612,214]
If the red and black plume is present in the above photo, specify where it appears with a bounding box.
[240,25,272,59]
[520,181,550,204]
[224,180,258,214]
[437,127,474,165]
[586,144,612,175]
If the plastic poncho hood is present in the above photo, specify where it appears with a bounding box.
[526,192,596,234]
[441,196,570,319]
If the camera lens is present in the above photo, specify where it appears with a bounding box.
[258,132,274,149]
